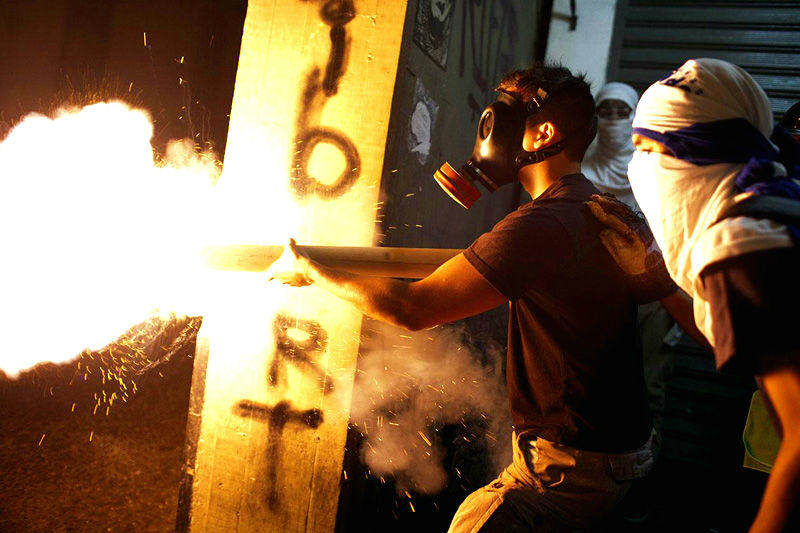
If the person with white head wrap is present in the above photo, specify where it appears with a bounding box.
[583,82,640,209]
[628,58,799,355]
[625,58,800,533]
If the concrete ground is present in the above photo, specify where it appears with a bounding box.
[0,317,198,532]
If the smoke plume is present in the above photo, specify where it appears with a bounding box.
[351,321,512,495]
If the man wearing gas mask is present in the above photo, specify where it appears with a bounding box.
[269,64,677,531]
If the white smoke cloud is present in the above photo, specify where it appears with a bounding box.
[351,321,512,495]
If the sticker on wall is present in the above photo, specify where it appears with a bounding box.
[412,0,454,70]
[407,78,439,165]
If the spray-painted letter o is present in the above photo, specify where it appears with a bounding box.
[291,127,361,199]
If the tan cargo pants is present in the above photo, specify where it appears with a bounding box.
[447,429,658,532]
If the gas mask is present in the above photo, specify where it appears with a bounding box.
[434,89,565,209]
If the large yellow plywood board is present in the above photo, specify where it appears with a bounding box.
[183,1,407,532]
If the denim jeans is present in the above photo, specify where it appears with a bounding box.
[447,429,658,532]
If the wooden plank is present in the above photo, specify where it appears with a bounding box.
[183,1,408,532]
[175,334,210,532]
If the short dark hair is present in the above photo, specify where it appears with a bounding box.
[497,63,596,161]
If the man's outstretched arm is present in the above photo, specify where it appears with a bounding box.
[267,239,507,331]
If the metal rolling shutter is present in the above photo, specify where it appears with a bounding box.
[609,0,800,119]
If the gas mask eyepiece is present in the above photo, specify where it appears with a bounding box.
[434,88,565,208]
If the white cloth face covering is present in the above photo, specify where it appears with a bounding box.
[583,82,639,209]
[627,58,792,346]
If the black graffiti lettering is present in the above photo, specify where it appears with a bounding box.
[319,0,355,95]
[234,399,323,507]
[230,0,359,510]
[292,114,361,200]
[235,399,324,429]
[232,313,330,508]
[319,0,356,26]
[270,313,334,394]
[291,0,360,200]
[459,0,517,119]
[233,313,333,507]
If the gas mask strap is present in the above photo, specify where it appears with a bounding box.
[515,140,566,167]
[514,82,568,167]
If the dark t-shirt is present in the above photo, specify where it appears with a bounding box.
[464,174,651,453]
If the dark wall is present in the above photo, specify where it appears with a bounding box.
[0,0,70,123]
[378,0,541,251]
[0,0,246,155]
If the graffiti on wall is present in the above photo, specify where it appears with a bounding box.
[291,0,361,199]
[407,78,439,164]
[270,313,334,394]
[459,0,518,119]
[234,399,324,507]
[413,0,455,69]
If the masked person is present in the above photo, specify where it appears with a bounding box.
[583,82,640,209]
[594,58,800,533]
[268,63,678,531]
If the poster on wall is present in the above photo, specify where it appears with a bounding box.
[412,0,454,70]
[407,78,439,165]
